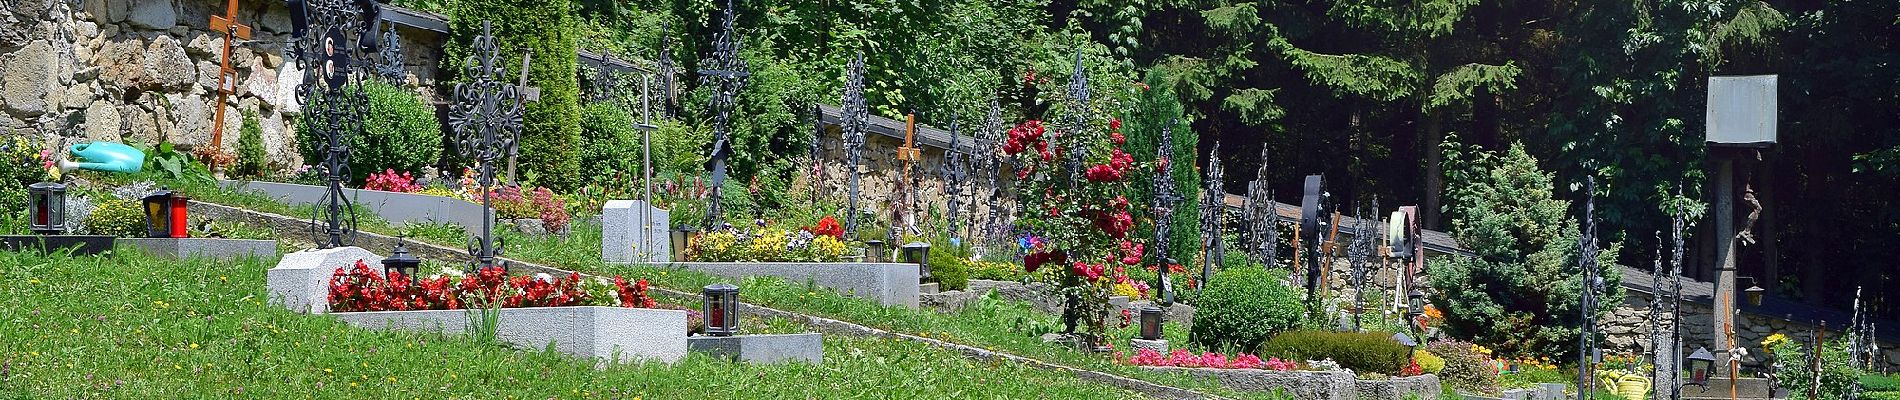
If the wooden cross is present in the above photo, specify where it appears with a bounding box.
[895,113,922,231]
[504,49,540,186]
[207,0,252,167]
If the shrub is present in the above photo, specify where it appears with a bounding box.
[445,0,581,191]
[1425,339,1500,394]
[1429,142,1620,359]
[295,81,442,184]
[233,110,269,177]
[1770,335,1861,400]
[1258,330,1410,375]
[1190,267,1304,352]
[578,102,640,184]
[928,243,971,291]
[85,199,147,237]
[1416,349,1446,374]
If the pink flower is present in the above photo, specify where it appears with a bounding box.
[1230,354,1265,369]
[1200,352,1228,368]
[1110,132,1126,145]
[1264,357,1297,371]
[1085,164,1123,182]
[1127,348,1169,366]
[1168,349,1202,368]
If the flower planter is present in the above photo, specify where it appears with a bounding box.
[331,306,689,364]
[664,262,919,308]
[221,180,489,232]
[120,237,277,260]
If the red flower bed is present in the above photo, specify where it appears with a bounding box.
[326,260,658,312]
[1122,348,1296,371]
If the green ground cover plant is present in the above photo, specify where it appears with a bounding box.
[0,248,1156,398]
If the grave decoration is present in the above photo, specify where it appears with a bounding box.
[448,21,525,272]
[1147,120,1183,306]
[3,181,113,255]
[1005,52,1149,352]
[840,53,869,234]
[1197,142,1225,288]
[980,98,1011,247]
[687,283,825,364]
[140,188,189,239]
[1576,175,1605,397]
[697,0,748,230]
[288,0,381,248]
[375,23,405,84]
[941,115,971,241]
[206,0,254,169]
[325,260,659,313]
[702,283,740,336]
[1243,148,1275,266]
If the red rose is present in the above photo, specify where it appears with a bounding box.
[1110,118,1122,131]
[1111,132,1126,145]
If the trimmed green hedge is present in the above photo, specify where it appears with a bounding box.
[1259,330,1410,375]
[295,81,442,184]
[444,0,582,191]
[1189,267,1303,352]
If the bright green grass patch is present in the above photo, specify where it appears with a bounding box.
[0,248,1146,399]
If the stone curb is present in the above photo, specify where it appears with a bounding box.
[191,199,1224,400]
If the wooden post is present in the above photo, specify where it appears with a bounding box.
[505,49,539,187]
[207,0,252,170]
[1714,155,1738,366]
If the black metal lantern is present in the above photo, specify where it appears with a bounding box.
[864,239,886,263]
[1138,305,1164,340]
[1744,280,1767,307]
[1407,288,1426,318]
[702,283,740,337]
[1687,347,1716,386]
[27,182,67,235]
[902,242,931,279]
[141,188,191,238]
[382,238,422,279]
[670,227,696,262]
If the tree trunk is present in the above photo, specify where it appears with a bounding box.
[1422,109,1445,230]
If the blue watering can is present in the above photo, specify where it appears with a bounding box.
[60,142,145,174]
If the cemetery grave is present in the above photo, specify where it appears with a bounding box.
[5,0,1899,398]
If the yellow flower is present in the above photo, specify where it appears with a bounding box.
[1762,333,1789,349]
[324,368,333,373]
[189,343,198,349]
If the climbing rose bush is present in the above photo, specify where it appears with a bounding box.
[1007,113,1148,347]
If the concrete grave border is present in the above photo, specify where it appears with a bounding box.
[120,237,278,260]
[659,262,920,308]
[332,306,690,364]
[220,180,489,232]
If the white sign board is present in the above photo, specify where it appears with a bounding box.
[1706,75,1777,147]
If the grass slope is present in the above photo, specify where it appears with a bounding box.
[0,248,1143,399]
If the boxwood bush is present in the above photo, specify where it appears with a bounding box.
[1189,267,1303,352]
[295,81,442,184]
[1258,330,1410,375]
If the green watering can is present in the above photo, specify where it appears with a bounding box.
[60,142,145,174]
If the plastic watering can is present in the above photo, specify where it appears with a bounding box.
[61,142,145,174]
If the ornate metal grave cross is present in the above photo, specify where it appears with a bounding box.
[207,0,253,168]
[698,0,749,229]
[1345,196,1376,329]
[840,53,868,233]
[1244,148,1275,265]
[1061,53,1091,190]
[585,50,622,103]
[290,0,379,248]
[941,115,970,240]
[1198,142,1225,289]
[1149,120,1184,305]
[375,23,404,84]
[980,98,1009,245]
[1576,175,1603,400]
[448,21,526,271]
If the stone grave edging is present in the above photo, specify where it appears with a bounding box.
[193,199,1224,400]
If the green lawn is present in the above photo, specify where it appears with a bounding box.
[0,248,1150,399]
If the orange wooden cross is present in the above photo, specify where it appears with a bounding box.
[207,0,252,167]
[895,114,922,229]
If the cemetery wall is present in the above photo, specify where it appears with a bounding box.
[1601,291,1900,371]
[1,0,444,170]
[808,127,1014,239]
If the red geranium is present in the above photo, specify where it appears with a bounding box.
[807,215,845,239]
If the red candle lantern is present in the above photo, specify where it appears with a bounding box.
[141,188,191,238]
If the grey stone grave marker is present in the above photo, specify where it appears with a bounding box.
[603,200,670,263]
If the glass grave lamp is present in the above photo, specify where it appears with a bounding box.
[382,237,422,279]
[902,242,931,280]
[141,188,191,238]
[27,182,67,235]
[1407,288,1426,319]
[670,226,697,262]
[864,240,887,263]
[1740,277,1767,307]
[1138,305,1164,341]
[1687,347,1716,387]
[702,283,740,337]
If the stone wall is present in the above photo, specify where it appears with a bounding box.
[2,0,450,172]
[807,124,1015,240]
[1600,291,1900,371]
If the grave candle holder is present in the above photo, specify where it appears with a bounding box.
[703,283,740,337]
[382,238,422,279]
[28,182,67,235]
[141,188,191,238]
[901,242,931,280]
[1138,305,1163,340]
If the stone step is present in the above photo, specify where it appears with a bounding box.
[1675,376,1780,399]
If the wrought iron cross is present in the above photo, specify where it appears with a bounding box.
[698,0,749,230]
[1198,141,1226,289]
[375,23,404,84]
[1576,175,1602,400]
[291,0,377,248]
[585,50,622,103]
[448,21,526,271]
[1061,53,1091,190]
[841,52,868,234]
[941,114,970,241]
[1245,148,1275,265]
[1149,120,1184,305]
[207,0,252,168]
[981,98,1009,245]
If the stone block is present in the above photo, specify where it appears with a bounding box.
[0,235,115,255]
[222,180,489,232]
[120,237,277,260]
[601,200,669,264]
[127,0,176,30]
[919,282,939,294]
[688,333,823,364]
[1355,374,1441,400]
[667,262,919,308]
[3,40,56,117]
[333,306,689,364]
[1138,367,1356,399]
[266,246,382,314]
[1130,338,1168,353]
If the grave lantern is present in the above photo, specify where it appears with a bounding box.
[702,283,740,337]
[1138,305,1164,340]
[902,242,931,280]
[670,227,697,262]
[864,240,887,263]
[141,188,191,238]
[1407,288,1426,318]
[1687,347,1716,386]
[1744,280,1767,307]
[27,182,67,235]
[382,239,422,279]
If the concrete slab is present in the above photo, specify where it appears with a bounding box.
[663,262,919,308]
[688,333,823,364]
[120,237,277,260]
[266,246,382,314]
[333,306,690,364]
